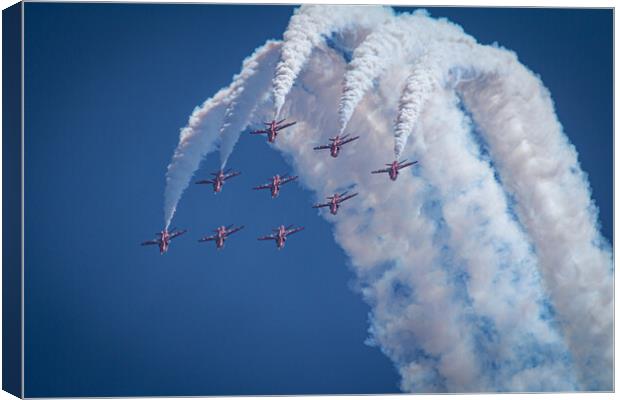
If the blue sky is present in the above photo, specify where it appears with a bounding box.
[23,4,611,396]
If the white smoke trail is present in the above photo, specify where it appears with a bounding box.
[248,41,577,391]
[392,40,485,159]
[455,46,613,390]
[413,87,577,390]
[163,90,229,229]
[393,53,437,159]
[163,6,612,392]
[163,42,281,229]
[218,40,282,168]
[391,37,612,389]
[342,36,575,390]
[271,4,393,118]
[264,46,490,391]
[337,12,474,137]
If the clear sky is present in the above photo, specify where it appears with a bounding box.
[23,4,612,397]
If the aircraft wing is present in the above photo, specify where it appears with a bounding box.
[196,179,214,184]
[250,129,268,135]
[281,176,298,185]
[313,144,331,150]
[339,193,358,203]
[224,171,241,180]
[227,226,244,235]
[286,227,304,236]
[253,183,272,190]
[198,234,217,242]
[312,202,330,209]
[257,234,276,241]
[341,136,360,145]
[371,168,390,174]
[141,240,159,246]
[170,229,187,239]
[276,121,297,130]
[397,161,418,170]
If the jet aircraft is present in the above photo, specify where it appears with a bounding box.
[250,119,297,143]
[196,168,240,193]
[198,225,244,249]
[313,134,360,157]
[257,225,304,249]
[371,160,418,181]
[312,191,358,215]
[141,228,187,254]
[253,174,298,198]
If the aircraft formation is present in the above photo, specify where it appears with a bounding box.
[143,118,418,254]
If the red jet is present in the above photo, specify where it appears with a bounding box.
[371,160,418,181]
[313,134,360,157]
[258,225,304,249]
[198,224,244,249]
[253,174,298,198]
[195,168,240,193]
[250,119,297,143]
[141,228,187,255]
[313,191,358,215]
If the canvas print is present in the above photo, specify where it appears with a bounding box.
[2,2,613,397]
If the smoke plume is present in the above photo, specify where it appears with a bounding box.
[163,41,282,229]
[163,7,612,392]
[271,4,393,117]
[219,40,283,168]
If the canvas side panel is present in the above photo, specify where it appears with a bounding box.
[2,2,23,398]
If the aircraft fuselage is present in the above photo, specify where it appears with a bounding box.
[276,226,287,249]
[213,176,224,192]
[271,176,281,197]
[215,227,228,248]
[330,142,341,157]
[159,231,170,254]
[267,123,278,143]
[329,197,340,215]
[389,163,399,181]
